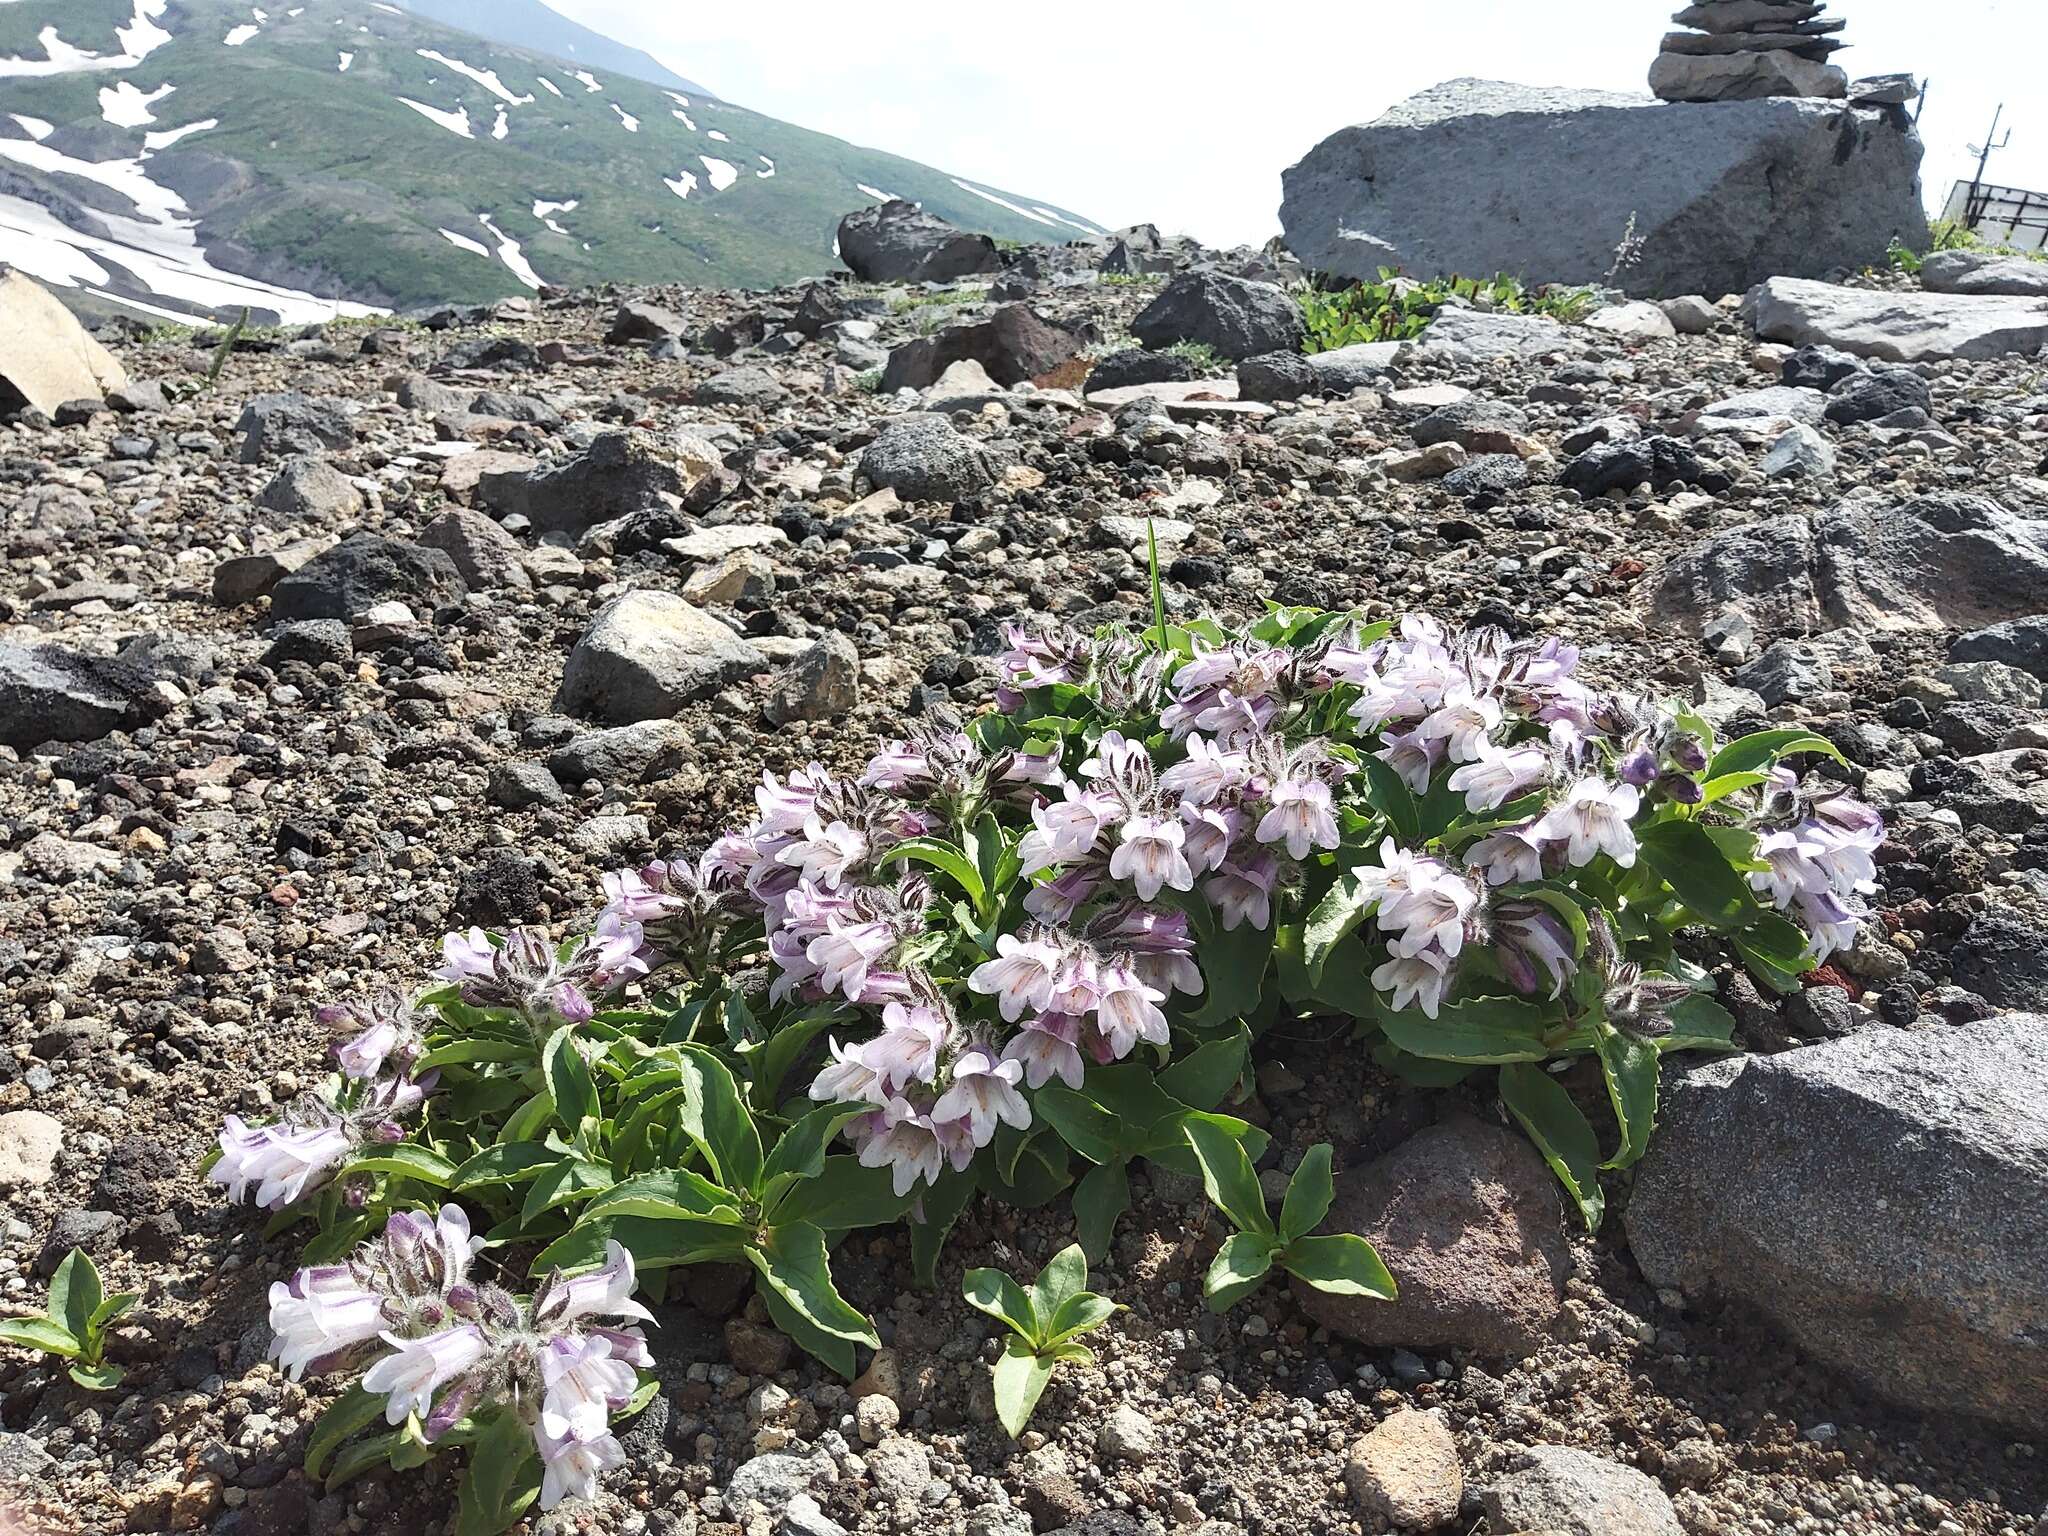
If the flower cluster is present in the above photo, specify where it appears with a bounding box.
[1748,771,1884,962]
[436,917,649,1028]
[270,1208,650,1510]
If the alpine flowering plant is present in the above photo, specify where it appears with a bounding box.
[191,597,1879,1529]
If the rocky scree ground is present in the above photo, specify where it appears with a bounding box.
[0,256,2045,1536]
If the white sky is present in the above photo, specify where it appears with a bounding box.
[550,0,2046,246]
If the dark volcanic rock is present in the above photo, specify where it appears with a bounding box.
[837,199,1001,285]
[477,431,686,537]
[0,643,155,748]
[1561,435,1702,497]
[269,534,466,622]
[1131,271,1305,361]
[880,305,1087,392]
[1085,348,1199,393]
[1949,914,2048,1008]
[859,416,994,503]
[236,391,353,462]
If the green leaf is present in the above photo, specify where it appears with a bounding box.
[342,1145,458,1188]
[760,1104,864,1193]
[414,1038,535,1070]
[0,1318,83,1359]
[910,1172,977,1287]
[1043,1291,1119,1348]
[739,1011,834,1114]
[1370,1040,1477,1088]
[576,1168,744,1225]
[501,1090,556,1145]
[305,1384,387,1480]
[1154,1028,1249,1113]
[1034,1085,1125,1166]
[1499,1063,1606,1230]
[1660,995,1739,1054]
[1595,1028,1661,1170]
[962,1267,1039,1343]
[67,1360,124,1391]
[1203,1231,1277,1311]
[519,1158,613,1228]
[1281,1234,1397,1300]
[1028,1244,1090,1329]
[49,1249,101,1345]
[992,1337,1059,1438]
[531,1215,747,1274]
[455,1410,541,1536]
[1182,1115,1274,1238]
[757,1280,856,1379]
[1301,870,1379,983]
[451,1143,562,1190]
[765,1155,918,1232]
[879,837,985,906]
[1070,1160,1131,1262]
[88,1292,139,1335]
[542,1027,601,1137]
[1278,1145,1335,1245]
[674,1046,765,1194]
[1707,728,1846,779]
[748,1222,880,1350]
[1376,995,1554,1064]
[1637,819,1761,932]
[324,1429,408,1491]
[1183,920,1276,1028]
[1359,755,1421,843]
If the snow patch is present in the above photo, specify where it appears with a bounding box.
[1032,206,1102,235]
[0,136,382,322]
[9,115,55,141]
[397,97,472,138]
[568,69,601,93]
[670,109,695,130]
[665,91,690,108]
[223,22,261,46]
[491,104,508,139]
[477,213,541,288]
[699,155,737,192]
[663,170,696,200]
[706,129,728,142]
[142,118,217,150]
[856,183,895,202]
[439,226,489,256]
[756,154,775,179]
[118,0,172,63]
[337,50,353,70]
[372,2,401,12]
[0,1,171,77]
[950,179,1057,226]
[416,48,532,105]
[610,103,639,131]
[536,75,561,96]
[532,197,577,235]
[99,80,175,127]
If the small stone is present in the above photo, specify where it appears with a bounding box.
[1344,1408,1463,1529]
[0,1111,63,1190]
[855,1393,899,1445]
[1096,1405,1159,1464]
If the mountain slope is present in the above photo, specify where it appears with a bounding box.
[0,0,1104,323]
[390,0,714,99]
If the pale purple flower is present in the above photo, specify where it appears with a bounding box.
[1158,734,1248,806]
[754,766,824,836]
[804,916,896,1002]
[1371,951,1452,1019]
[860,740,930,792]
[434,927,497,984]
[1413,685,1503,763]
[1379,862,1479,959]
[1080,729,1150,783]
[1020,783,1121,873]
[539,1334,639,1443]
[968,931,1065,1022]
[1448,743,1549,813]
[533,1240,653,1328]
[1796,888,1866,963]
[1003,1014,1086,1089]
[1255,777,1339,860]
[1750,827,1830,907]
[1536,778,1642,869]
[210,1115,353,1211]
[932,1048,1031,1145]
[1494,904,1576,1000]
[1465,824,1547,887]
[1022,865,1100,925]
[775,815,869,888]
[1376,725,1444,795]
[856,1099,946,1195]
[1178,802,1240,876]
[1206,855,1278,932]
[1093,961,1168,1059]
[1109,813,1194,900]
[320,991,421,1081]
[267,1267,386,1380]
[537,1423,626,1512]
[862,1001,950,1093]
[361,1324,489,1425]
[809,1037,883,1105]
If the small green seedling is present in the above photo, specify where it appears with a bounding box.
[0,1248,138,1390]
[1181,1124,1398,1312]
[962,1243,1121,1436]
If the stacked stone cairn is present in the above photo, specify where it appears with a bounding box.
[1651,0,1847,102]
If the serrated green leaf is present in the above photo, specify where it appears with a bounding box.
[542,1027,600,1138]
[451,1143,561,1190]
[879,837,985,906]
[674,1046,765,1195]
[749,1221,879,1350]
[765,1155,918,1232]
[910,1171,977,1288]
[1596,1027,1661,1169]
[1043,1292,1119,1348]
[67,1360,123,1391]
[1035,1085,1124,1166]
[1637,819,1762,932]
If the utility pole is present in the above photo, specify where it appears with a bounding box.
[1965,104,2011,229]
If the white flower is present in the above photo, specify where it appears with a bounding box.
[861,1002,949,1093]
[967,932,1065,1022]
[1376,727,1444,794]
[1109,813,1194,901]
[433,927,497,983]
[361,1324,489,1426]
[1093,963,1168,1058]
[1413,685,1504,763]
[1465,825,1546,886]
[809,1037,883,1105]
[1158,735,1247,806]
[267,1266,385,1380]
[1371,951,1452,1018]
[932,1048,1031,1145]
[1536,778,1641,869]
[774,815,870,888]
[856,1099,946,1195]
[1796,888,1866,964]
[1255,777,1339,860]
[209,1116,353,1212]
[1020,784,1121,873]
[1351,837,1429,917]
[1378,862,1479,958]
[1002,1015,1086,1089]
[1447,742,1548,813]
[804,916,895,1002]
[539,1239,653,1326]
[1179,803,1239,875]
[537,1423,626,1511]
[1205,857,1276,932]
[539,1333,639,1443]
[1750,827,1830,908]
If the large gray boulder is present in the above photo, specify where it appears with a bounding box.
[1646,491,2048,637]
[1747,275,2048,361]
[1920,249,2048,298]
[269,535,466,622]
[836,200,1000,285]
[0,269,126,415]
[879,304,1086,393]
[477,431,691,537]
[0,643,152,748]
[1280,80,1924,297]
[1626,1015,2048,1431]
[1130,271,1304,361]
[557,591,766,724]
